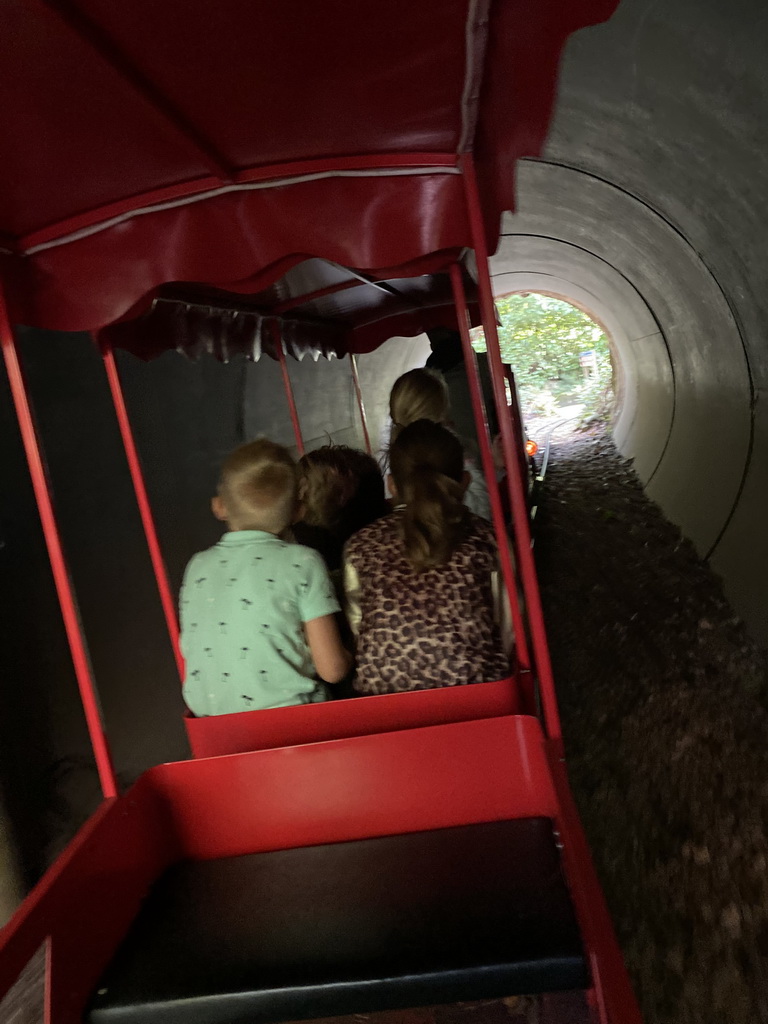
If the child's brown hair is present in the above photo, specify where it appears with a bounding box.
[299,445,387,539]
[389,419,470,570]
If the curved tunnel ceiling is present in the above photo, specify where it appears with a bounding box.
[492,0,767,643]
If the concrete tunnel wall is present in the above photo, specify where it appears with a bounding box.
[492,0,768,645]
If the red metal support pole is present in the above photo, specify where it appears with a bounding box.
[449,265,531,675]
[273,323,304,455]
[546,742,643,1022]
[349,354,372,456]
[0,300,118,798]
[460,154,562,742]
[99,338,185,681]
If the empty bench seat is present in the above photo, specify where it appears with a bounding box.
[88,819,587,1024]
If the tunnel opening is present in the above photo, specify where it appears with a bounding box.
[471,291,617,434]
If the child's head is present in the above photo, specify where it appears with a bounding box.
[299,445,387,540]
[338,448,389,537]
[389,368,449,443]
[389,419,470,571]
[213,439,297,534]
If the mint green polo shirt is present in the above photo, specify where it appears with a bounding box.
[180,531,340,716]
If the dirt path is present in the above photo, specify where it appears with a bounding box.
[535,429,768,1024]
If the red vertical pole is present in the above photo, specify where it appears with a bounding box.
[0,302,118,798]
[274,323,304,455]
[460,154,562,742]
[99,338,185,680]
[449,265,530,674]
[349,353,372,455]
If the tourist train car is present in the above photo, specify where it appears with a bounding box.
[0,2,641,1022]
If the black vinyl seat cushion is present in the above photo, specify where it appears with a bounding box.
[88,819,587,1024]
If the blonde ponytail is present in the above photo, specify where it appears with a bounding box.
[389,368,449,444]
[390,420,470,570]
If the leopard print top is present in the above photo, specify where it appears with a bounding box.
[344,510,510,695]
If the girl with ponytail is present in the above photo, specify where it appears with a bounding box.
[344,420,512,695]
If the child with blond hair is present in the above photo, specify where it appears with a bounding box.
[180,439,351,716]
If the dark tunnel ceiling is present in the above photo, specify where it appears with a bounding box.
[495,0,768,645]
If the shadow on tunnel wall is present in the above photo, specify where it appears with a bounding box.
[497,0,768,645]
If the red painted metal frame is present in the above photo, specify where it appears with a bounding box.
[547,739,643,1024]
[449,264,531,677]
[100,337,185,680]
[0,794,175,1024]
[21,152,460,253]
[349,353,372,455]
[0,716,640,1023]
[274,323,305,454]
[0,715,558,1023]
[0,290,118,799]
[148,715,560,860]
[185,676,519,758]
[460,154,562,742]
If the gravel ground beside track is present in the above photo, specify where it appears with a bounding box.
[535,428,768,1024]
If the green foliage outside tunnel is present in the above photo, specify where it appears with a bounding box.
[472,292,614,423]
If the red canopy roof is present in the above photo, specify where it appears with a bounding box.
[0,0,617,354]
